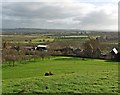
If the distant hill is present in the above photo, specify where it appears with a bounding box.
[1,28,118,36]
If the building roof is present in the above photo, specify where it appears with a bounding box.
[37,45,47,48]
[112,48,118,54]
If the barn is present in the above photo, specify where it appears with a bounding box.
[35,45,48,52]
[110,48,119,61]
[100,48,119,60]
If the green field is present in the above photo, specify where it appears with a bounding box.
[2,56,118,94]
[32,38,54,43]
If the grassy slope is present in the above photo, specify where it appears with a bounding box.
[2,57,118,94]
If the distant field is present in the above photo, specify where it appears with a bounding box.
[2,35,55,44]
[2,34,118,48]
[32,38,54,43]
[2,56,118,94]
[60,35,88,38]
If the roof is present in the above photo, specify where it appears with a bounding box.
[37,45,47,48]
[112,48,118,54]
[24,46,33,48]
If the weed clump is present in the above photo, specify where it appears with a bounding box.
[45,72,54,76]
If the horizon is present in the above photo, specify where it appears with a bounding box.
[2,28,118,32]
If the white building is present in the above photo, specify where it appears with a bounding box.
[35,45,48,52]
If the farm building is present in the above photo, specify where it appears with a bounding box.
[35,45,48,52]
[101,48,119,60]
[73,48,83,55]
[110,48,119,61]
[24,46,35,51]
[55,47,74,55]
[110,48,118,55]
[21,46,35,51]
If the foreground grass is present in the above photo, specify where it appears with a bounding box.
[2,56,119,94]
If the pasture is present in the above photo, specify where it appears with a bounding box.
[2,56,118,94]
[2,35,55,44]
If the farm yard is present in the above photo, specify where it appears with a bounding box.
[2,56,119,94]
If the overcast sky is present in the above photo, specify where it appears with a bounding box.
[1,0,119,30]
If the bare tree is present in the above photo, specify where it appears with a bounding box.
[3,49,19,66]
[83,39,101,58]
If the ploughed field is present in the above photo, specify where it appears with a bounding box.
[2,56,118,94]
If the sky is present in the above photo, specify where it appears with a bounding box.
[1,0,119,30]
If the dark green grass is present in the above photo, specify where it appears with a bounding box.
[2,56,119,94]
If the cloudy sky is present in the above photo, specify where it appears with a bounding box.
[1,0,119,30]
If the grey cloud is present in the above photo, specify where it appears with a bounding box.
[2,2,117,30]
[81,11,116,25]
[2,18,78,29]
[74,10,117,30]
[2,2,77,20]
[2,2,83,28]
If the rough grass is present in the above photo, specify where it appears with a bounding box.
[2,56,119,94]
